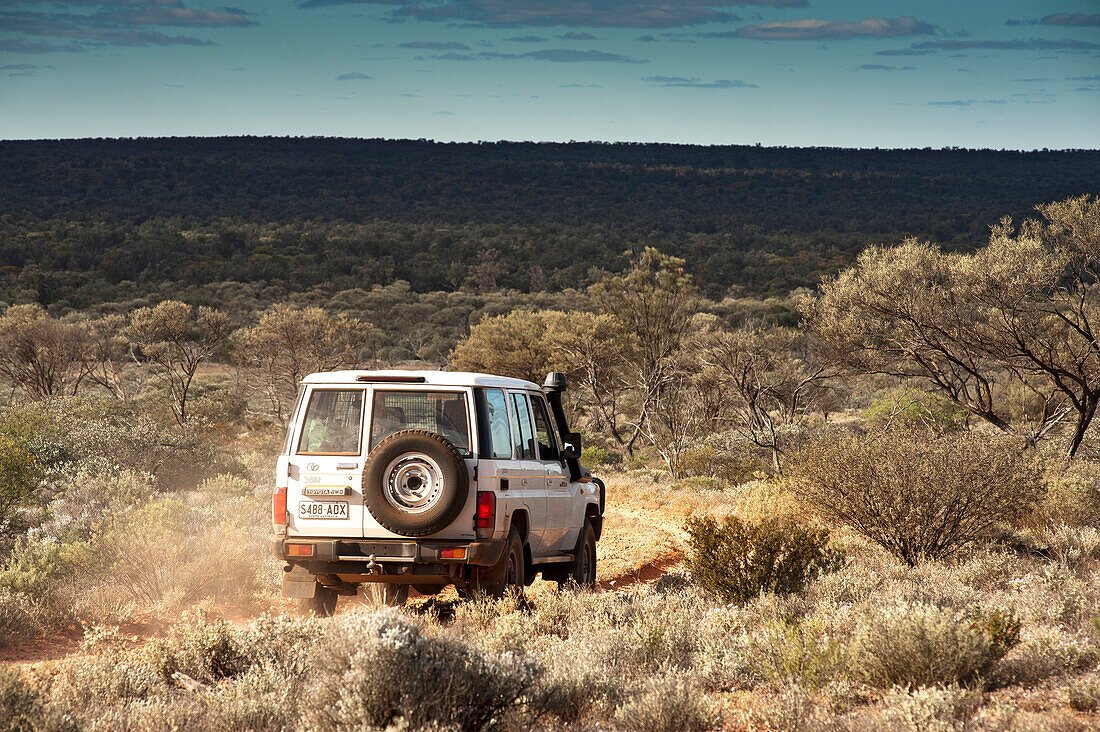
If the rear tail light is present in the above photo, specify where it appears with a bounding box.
[273,486,287,533]
[440,547,467,559]
[475,491,496,538]
[287,543,313,557]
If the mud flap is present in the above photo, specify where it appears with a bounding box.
[282,564,317,599]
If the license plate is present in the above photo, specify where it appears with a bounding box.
[298,501,348,520]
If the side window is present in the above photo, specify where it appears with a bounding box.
[509,392,535,459]
[297,389,364,455]
[283,386,307,454]
[476,388,513,459]
[530,396,560,461]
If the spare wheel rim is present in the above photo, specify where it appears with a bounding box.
[383,452,446,514]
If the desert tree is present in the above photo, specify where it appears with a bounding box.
[233,304,374,422]
[589,247,700,455]
[126,300,232,427]
[449,310,554,384]
[0,304,92,399]
[81,313,131,400]
[702,322,835,473]
[806,195,1100,456]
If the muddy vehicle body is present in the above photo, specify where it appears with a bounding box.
[272,370,605,615]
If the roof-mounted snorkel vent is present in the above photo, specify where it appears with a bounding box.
[543,372,567,393]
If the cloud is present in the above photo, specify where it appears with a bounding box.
[873,48,933,56]
[559,82,602,87]
[707,16,934,40]
[1068,75,1100,82]
[857,63,915,71]
[503,35,547,42]
[559,32,598,40]
[398,40,470,49]
[336,71,372,79]
[1007,13,1100,27]
[0,37,85,52]
[301,0,808,29]
[928,99,1008,107]
[643,74,757,87]
[0,62,41,70]
[911,38,1100,52]
[0,2,255,50]
[435,48,645,62]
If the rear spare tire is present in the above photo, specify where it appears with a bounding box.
[363,429,469,537]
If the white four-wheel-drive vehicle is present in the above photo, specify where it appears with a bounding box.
[272,370,605,615]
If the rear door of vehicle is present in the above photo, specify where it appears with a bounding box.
[362,386,479,541]
[286,385,367,539]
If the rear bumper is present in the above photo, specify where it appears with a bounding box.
[272,536,507,567]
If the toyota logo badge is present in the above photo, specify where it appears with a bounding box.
[307,462,320,472]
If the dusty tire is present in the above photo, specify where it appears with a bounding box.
[557,520,597,590]
[362,429,469,537]
[470,527,525,599]
[362,583,409,607]
[296,584,338,617]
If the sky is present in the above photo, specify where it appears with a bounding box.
[0,0,1098,148]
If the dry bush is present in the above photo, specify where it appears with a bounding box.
[791,432,1044,566]
[0,665,58,732]
[747,616,846,692]
[849,602,1002,688]
[612,675,719,732]
[874,684,982,732]
[306,609,539,732]
[1028,459,1100,530]
[685,514,843,604]
[0,589,45,648]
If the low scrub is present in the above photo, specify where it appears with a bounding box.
[613,676,719,732]
[306,609,539,731]
[791,432,1044,566]
[849,602,1009,688]
[685,514,843,604]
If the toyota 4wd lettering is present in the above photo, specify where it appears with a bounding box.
[272,369,605,615]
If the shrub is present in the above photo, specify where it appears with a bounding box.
[878,684,983,732]
[677,442,762,485]
[0,590,43,648]
[747,616,846,692]
[612,676,719,732]
[685,514,843,604]
[198,473,254,498]
[850,602,1001,688]
[1066,682,1100,713]
[791,432,1044,566]
[306,609,539,731]
[0,666,52,732]
[1029,459,1100,529]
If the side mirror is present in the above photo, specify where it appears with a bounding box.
[561,432,582,460]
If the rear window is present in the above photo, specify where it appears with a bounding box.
[297,389,364,455]
[370,390,471,455]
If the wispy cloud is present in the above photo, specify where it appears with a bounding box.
[643,74,757,88]
[928,99,1008,107]
[301,0,808,29]
[398,40,470,50]
[703,17,934,41]
[430,47,646,63]
[858,63,915,71]
[1007,13,1100,27]
[503,35,546,42]
[874,48,933,56]
[336,71,372,79]
[559,32,598,40]
[910,38,1100,52]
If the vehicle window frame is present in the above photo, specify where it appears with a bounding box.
[529,393,561,462]
[367,387,475,456]
[283,385,308,454]
[295,387,366,456]
[509,391,536,460]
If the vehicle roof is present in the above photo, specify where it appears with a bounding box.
[301,369,542,391]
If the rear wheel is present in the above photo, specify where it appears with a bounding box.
[296,584,339,617]
[361,583,409,607]
[557,520,597,590]
[470,527,525,598]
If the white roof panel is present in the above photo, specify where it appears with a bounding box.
[301,369,541,391]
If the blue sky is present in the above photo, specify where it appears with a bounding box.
[1,0,1098,148]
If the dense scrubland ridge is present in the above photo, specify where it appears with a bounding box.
[2,138,1099,305]
[1,196,1100,730]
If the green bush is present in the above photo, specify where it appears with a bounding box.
[849,602,1003,688]
[863,386,969,434]
[747,616,845,692]
[0,590,42,648]
[677,443,762,485]
[0,665,53,732]
[684,515,843,604]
